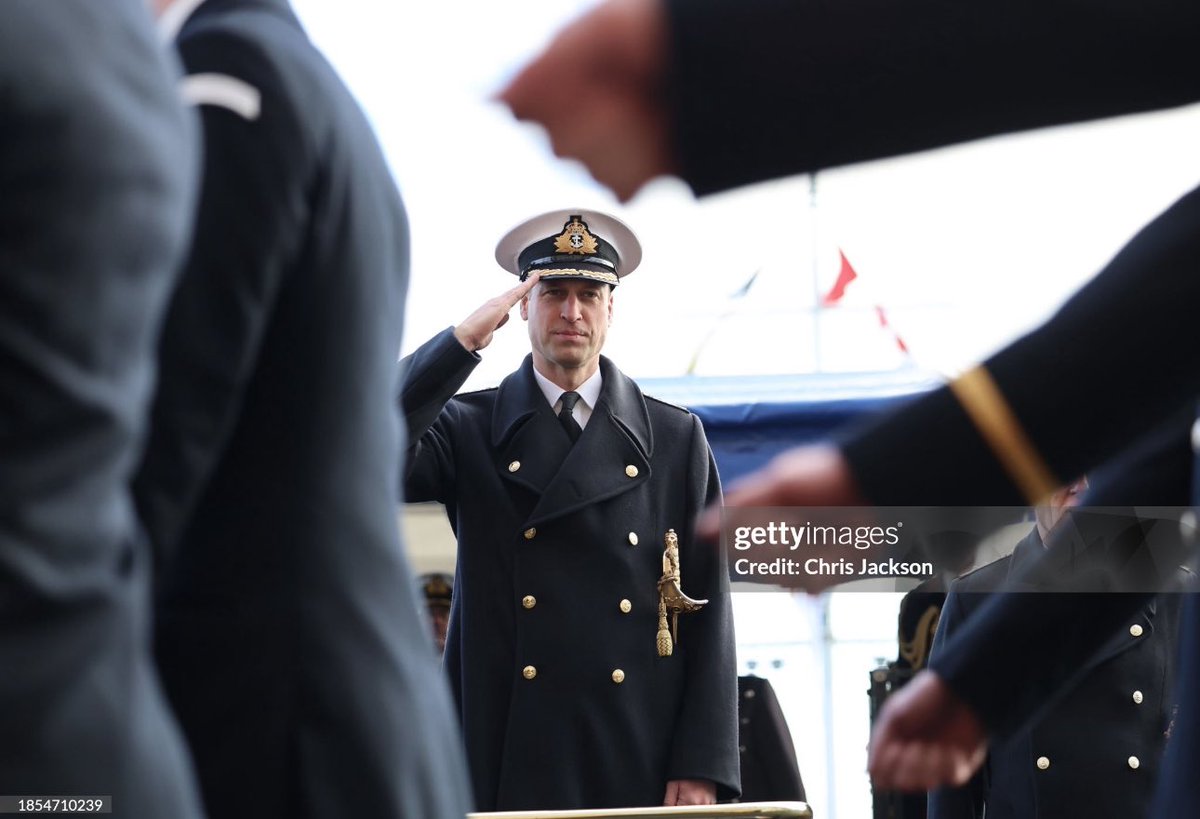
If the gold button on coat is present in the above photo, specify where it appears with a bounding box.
[1132,690,1144,704]
[508,460,521,472]
[619,599,632,613]
[625,465,638,478]
[1129,623,1144,637]
[522,595,536,610]
[1128,756,1141,770]
[611,669,625,684]
[524,527,537,540]
[1036,756,1050,771]
[627,532,639,546]
[522,665,537,680]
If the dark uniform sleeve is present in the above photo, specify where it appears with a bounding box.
[667,414,741,797]
[134,31,310,571]
[665,0,1200,195]
[397,326,481,503]
[839,184,1200,507]
[661,0,1200,507]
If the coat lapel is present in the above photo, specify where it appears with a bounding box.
[491,357,572,497]
[492,356,653,529]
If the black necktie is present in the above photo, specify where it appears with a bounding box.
[558,391,583,443]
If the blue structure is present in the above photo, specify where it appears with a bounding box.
[637,369,938,483]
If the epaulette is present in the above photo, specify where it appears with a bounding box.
[180,73,262,122]
[645,394,692,414]
[454,385,499,398]
[949,553,1013,588]
[451,381,504,401]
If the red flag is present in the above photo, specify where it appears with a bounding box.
[875,305,910,355]
[821,249,859,306]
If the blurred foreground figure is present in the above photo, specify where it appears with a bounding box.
[139,1,472,816]
[0,1,203,814]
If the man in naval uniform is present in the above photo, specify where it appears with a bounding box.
[137,1,472,817]
[399,210,740,811]
[928,479,1189,819]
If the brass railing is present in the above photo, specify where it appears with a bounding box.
[470,801,812,819]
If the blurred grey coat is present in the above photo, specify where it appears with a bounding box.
[0,1,203,814]
[135,1,471,816]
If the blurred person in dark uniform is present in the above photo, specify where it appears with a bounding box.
[399,209,739,810]
[893,530,984,679]
[0,2,203,814]
[136,1,471,817]
[499,2,1200,814]
[872,532,977,818]
[929,477,1189,819]
[734,675,806,803]
[872,576,948,819]
[419,572,454,654]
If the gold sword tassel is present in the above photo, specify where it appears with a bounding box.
[657,596,673,657]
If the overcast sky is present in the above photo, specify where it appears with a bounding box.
[292,0,1200,392]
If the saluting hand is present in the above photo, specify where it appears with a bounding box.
[453,273,540,353]
[499,0,674,202]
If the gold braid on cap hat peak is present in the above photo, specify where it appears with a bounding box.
[525,268,618,286]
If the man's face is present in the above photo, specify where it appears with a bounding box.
[429,606,450,653]
[521,278,613,376]
[1036,475,1089,536]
